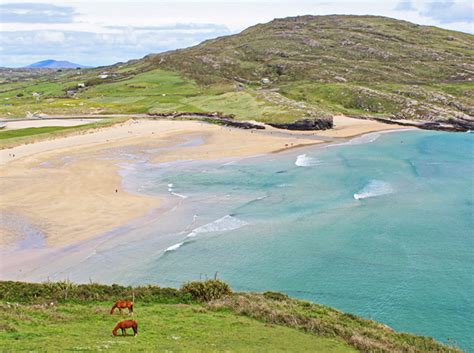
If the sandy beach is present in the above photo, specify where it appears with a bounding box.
[0,116,412,249]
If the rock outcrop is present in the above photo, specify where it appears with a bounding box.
[268,117,333,131]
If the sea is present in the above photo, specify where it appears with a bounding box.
[10,129,474,350]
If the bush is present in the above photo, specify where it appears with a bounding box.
[263,291,289,301]
[181,280,232,302]
[0,281,193,304]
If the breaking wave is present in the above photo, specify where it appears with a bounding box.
[354,180,394,200]
[187,215,248,238]
[295,154,322,167]
[164,242,184,252]
[162,215,248,255]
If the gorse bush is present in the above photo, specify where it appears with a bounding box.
[0,281,192,304]
[181,279,232,302]
[263,291,289,301]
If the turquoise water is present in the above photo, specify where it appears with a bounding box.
[125,130,473,350]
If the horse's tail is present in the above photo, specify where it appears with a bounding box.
[110,303,117,315]
[129,303,133,313]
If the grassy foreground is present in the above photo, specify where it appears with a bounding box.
[0,302,352,352]
[0,280,461,352]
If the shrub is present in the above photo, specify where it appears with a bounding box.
[0,281,193,304]
[263,291,289,301]
[181,280,232,302]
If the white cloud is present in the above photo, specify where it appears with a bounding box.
[36,31,65,43]
[0,24,232,67]
[0,2,77,23]
[0,0,472,67]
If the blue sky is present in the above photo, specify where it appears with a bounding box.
[0,0,472,67]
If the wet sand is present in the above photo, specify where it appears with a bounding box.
[0,116,412,247]
[0,116,414,281]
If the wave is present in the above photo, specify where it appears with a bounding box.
[162,215,248,255]
[170,192,188,199]
[187,215,248,238]
[166,182,188,198]
[354,180,394,200]
[164,242,184,252]
[295,154,322,167]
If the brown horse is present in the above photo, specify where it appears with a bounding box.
[110,300,134,315]
[112,320,138,337]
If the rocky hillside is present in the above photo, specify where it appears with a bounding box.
[1,15,473,130]
[145,15,473,129]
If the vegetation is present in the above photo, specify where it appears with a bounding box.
[1,16,472,128]
[0,125,90,140]
[0,302,353,352]
[0,280,461,352]
[0,118,125,148]
[181,279,232,302]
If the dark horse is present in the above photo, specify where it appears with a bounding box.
[112,320,138,337]
[110,300,133,315]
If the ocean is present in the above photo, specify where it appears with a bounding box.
[19,130,474,350]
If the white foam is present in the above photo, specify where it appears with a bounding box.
[164,242,184,252]
[171,192,188,199]
[354,180,394,200]
[187,215,248,238]
[295,154,322,167]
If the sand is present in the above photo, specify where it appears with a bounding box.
[0,116,413,248]
[0,119,320,246]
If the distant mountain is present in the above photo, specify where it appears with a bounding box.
[26,60,90,69]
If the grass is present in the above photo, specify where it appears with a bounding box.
[0,302,353,352]
[0,118,126,148]
[0,68,310,122]
[0,15,472,126]
[0,281,461,353]
[0,125,91,140]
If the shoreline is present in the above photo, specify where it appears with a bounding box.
[0,116,415,277]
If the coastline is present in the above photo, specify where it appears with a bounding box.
[0,116,413,260]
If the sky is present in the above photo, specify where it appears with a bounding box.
[0,0,473,67]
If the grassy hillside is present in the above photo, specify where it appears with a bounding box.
[1,302,353,352]
[0,280,461,352]
[150,15,473,124]
[0,15,472,128]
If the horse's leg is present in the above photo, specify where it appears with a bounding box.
[120,308,123,316]
[122,328,126,336]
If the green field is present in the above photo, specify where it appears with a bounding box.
[0,119,125,148]
[0,302,353,352]
[0,280,460,352]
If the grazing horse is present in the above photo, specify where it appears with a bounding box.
[112,320,138,337]
[110,300,134,315]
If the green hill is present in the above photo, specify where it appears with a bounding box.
[0,15,473,130]
[0,280,461,352]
